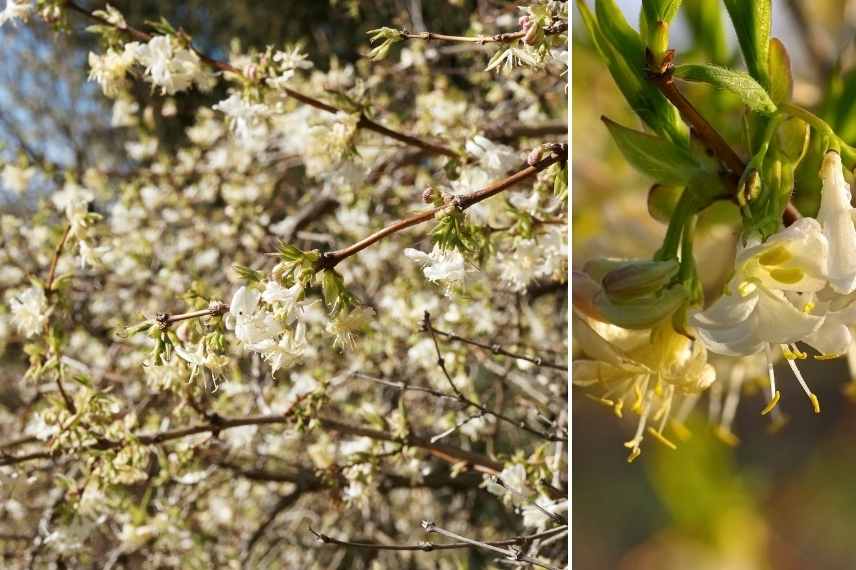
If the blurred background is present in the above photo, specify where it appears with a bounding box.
[573,1,856,569]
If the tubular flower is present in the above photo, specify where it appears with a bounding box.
[573,314,715,462]
[691,219,830,415]
[817,151,856,294]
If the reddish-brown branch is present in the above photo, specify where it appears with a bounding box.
[318,149,565,270]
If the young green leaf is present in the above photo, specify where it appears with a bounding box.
[642,0,683,25]
[683,0,729,65]
[673,64,777,114]
[603,117,700,184]
[577,0,687,145]
[767,38,793,104]
[723,0,772,88]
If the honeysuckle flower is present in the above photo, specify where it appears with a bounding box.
[212,93,270,140]
[228,286,283,350]
[9,286,49,337]
[326,306,375,349]
[1,163,34,194]
[0,0,32,27]
[78,240,110,269]
[691,218,828,357]
[521,497,567,530]
[817,151,856,294]
[691,218,831,414]
[261,323,307,375]
[574,313,715,461]
[465,135,518,175]
[135,36,216,95]
[261,280,305,320]
[266,47,312,89]
[404,244,469,285]
[88,43,139,97]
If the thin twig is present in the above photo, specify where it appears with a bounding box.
[64,1,460,159]
[310,525,567,552]
[317,148,565,270]
[421,521,561,570]
[45,224,71,293]
[423,321,567,371]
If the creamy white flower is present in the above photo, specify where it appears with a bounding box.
[817,151,856,294]
[229,286,283,350]
[327,306,375,349]
[212,93,270,140]
[691,218,828,357]
[0,0,32,27]
[486,463,529,501]
[88,43,139,97]
[1,163,33,194]
[266,46,313,89]
[466,135,518,175]
[135,36,215,95]
[261,323,307,375]
[521,496,566,529]
[9,286,49,337]
[111,97,139,127]
[78,240,109,269]
[52,182,95,239]
[404,244,469,284]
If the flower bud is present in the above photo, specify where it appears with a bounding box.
[594,284,687,330]
[602,259,679,301]
[647,184,683,224]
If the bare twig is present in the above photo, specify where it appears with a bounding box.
[420,521,561,570]
[64,2,461,159]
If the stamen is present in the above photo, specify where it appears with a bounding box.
[785,357,821,414]
[647,427,677,450]
[625,392,652,463]
[714,425,740,446]
[585,394,615,408]
[762,344,779,414]
[814,352,843,361]
[613,399,624,418]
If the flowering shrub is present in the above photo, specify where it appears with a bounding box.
[0,1,567,567]
[575,0,856,461]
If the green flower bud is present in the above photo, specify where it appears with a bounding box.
[602,259,680,301]
[595,284,687,330]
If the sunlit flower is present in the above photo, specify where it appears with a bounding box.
[9,286,49,337]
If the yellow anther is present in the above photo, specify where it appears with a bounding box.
[714,425,740,447]
[631,384,643,412]
[781,347,807,360]
[647,427,677,450]
[626,447,641,463]
[769,267,805,284]
[737,280,758,298]
[809,393,821,414]
[670,420,691,441]
[585,394,614,408]
[803,301,816,314]
[613,400,624,418]
[815,352,843,361]
[758,245,792,266]
[760,390,781,416]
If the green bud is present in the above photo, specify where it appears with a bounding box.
[647,184,684,223]
[595,284,687,330]
[602,259,679,301]
[737,169,761,207]
[774,117,810,163]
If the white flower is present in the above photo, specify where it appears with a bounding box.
[521,496,566,529]
[10,286,49,337]
[690,218,828,357]
[135,36,215,95]
[466,135,518,175]
[486,463,529,502]
[212,93,270,140]
[78,240,109,269]
[52,182,95,238]
[1,163,33,194]
[266,46,312,89]
[326,306,374,349]
[261,323,307,375]
[229,287,283,350]
[0,0,32,27]
[817,151,856,294]
[92,3,126,27]
[111,97,139,127]
[88,43,139,97]
[404,244,469,284]
[261,280,304,319]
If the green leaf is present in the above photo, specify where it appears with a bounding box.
[683,0,728,65]
[723,0,772,88]
[595,0,645,70]
[577,0,687,145]
[603,117,700,184]
[673,64,777,114]
[767,38,792,104]
[642,0,683,25]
